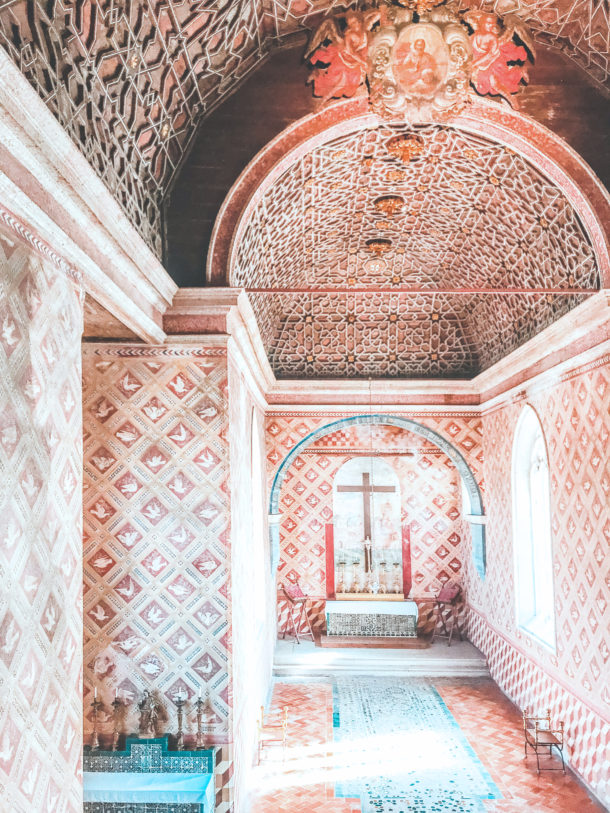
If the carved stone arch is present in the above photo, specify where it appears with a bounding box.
[268,414,487,580]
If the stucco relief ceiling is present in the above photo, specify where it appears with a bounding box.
[233,123,598,378]
[0,0,607,257]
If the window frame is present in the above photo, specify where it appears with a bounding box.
[511,404,557,652]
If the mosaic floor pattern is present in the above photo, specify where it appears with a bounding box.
[332,677,498,812]
[251,677,604,813]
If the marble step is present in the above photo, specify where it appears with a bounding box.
[274,649,490,678]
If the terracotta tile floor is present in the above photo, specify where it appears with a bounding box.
[250,677,605,813]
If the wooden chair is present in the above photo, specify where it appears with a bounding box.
[522,708,565,773]
[257,705,289,765]
[281,581,315,644]
[430,580,462,646]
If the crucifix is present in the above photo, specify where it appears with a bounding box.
[337,471,396,572]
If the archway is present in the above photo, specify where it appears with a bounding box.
[268,414,486,580]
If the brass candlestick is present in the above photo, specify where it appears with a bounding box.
[90,694,102,751]
[111,696,122,751]
[175,695,185,751]
[195,695,206,750]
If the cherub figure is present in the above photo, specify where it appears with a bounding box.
[305,9,381,101]
[464,12,535,106]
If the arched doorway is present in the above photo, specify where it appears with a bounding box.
[268,414,486,582]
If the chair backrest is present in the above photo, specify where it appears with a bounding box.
[282,581,307,603]
[437,580,461,603]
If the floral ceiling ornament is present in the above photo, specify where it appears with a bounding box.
[374,194,406,214]
[386,133,425,161]
[366,238,393,254]
[305,0,535,121]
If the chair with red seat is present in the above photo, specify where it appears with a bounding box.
[281,580,315,644]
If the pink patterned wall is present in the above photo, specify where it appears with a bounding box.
[82,345,233,752]
[0,227,83,812]
[266,414,483,631]
[464,353,610,805]
[227,359,275,812]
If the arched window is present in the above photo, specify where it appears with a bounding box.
[512,405,556,649]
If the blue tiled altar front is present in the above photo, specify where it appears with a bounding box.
[84,737,214,813]
[332,677,501,813]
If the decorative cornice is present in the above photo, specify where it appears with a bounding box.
[0,48,176,344]
[0,203,81,286]
[82,344,227,359]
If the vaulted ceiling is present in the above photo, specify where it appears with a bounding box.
[1,0,608,258]
[233,122,598,378]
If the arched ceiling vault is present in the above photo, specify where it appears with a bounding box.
[0,0,608,257]
[228,118,601,379]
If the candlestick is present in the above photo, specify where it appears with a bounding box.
[195,694,206,750]
[90,694,102,751]
[175,695,185,751]
[111,695,122,752]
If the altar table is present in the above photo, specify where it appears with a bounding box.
[325,599,418,637]
[84,771,215,809]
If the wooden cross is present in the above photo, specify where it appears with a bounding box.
[337,472,396,572]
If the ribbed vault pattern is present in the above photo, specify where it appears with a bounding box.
[0,0,607,256]
[234,123,597,379]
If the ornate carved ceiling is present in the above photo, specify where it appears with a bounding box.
[232,122,598,378]
[0,0,608,257]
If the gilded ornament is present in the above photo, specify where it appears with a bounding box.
[386,134,425,163]
[395,0,444,14]
[304,2,535,121]
[374,195,406,215]
[366,238,393,255]
[375,220,394,230]
[387,170,406,182]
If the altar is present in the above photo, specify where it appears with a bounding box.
[326,599,418,638]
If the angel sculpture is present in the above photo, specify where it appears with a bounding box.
[138,690,159,738]
[464,12,535,106]
[305,9,381,101]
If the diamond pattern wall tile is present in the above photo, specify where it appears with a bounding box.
[0,226,83,812]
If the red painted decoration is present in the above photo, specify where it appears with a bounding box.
[325,523,335,599]
[402,522,412,597]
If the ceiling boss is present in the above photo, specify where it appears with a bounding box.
[305,0,535,121]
